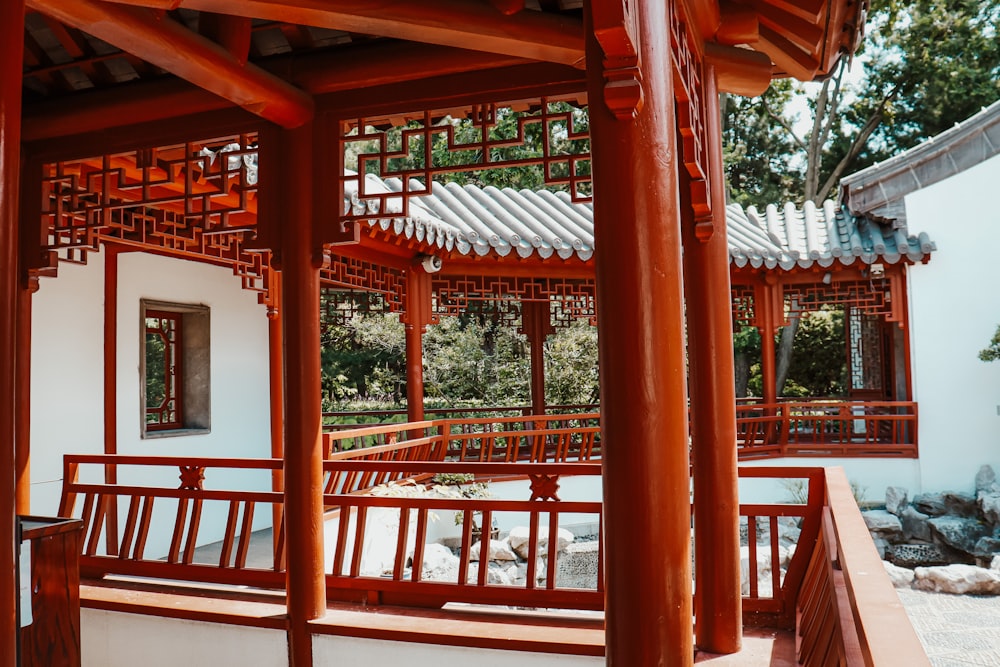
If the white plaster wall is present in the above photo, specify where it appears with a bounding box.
[736,457,920,506]
[906,152,1000,494]
[31,250,274,557]
[81,609,287,667]
[30,253,106,515]
[313,635,604,667]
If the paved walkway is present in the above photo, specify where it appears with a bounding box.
[897,588,1000,666]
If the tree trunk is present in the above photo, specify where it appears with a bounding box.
[774,316,799,396]
[734,349,750,398]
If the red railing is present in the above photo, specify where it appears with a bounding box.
[58,425,927,661]
[796,467,930,666]
[736,400,918,458]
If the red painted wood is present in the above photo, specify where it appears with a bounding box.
[403,266,432,423]
[684,64,742,654]
[28,0,315,129]
[267,273,285,554]
[15,287,31,514]
[521,300,552,418]
[18,517,84,667]
[0,0,24,661]
[103,0,585,67]
[585,0,693,662]
[276,123,325,667]
[102,246,120,554]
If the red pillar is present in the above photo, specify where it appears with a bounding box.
[757,280,778,405]
[267,270,285,552]
[402,264,433,424]
[0,0,24,667]
[520,300,552,417]
[0,1,23,662]
[683,66,742,654]
[585,2,693,664]
[15,286,31,514]
[277,124,325,667]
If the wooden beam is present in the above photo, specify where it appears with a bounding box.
[99,0,586,67]
[22,42,531,143]
[28,0,315,128]
[704,42,773,97]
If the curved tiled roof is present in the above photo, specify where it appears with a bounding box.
[726,200,935,270]
[345,174,932,269]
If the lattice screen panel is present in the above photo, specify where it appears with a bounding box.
[338,99,591,225]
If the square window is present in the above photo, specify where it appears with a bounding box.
[140,300,210,437]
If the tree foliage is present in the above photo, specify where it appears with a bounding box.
[725,0,1000,205]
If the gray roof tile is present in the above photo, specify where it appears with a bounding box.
[346,173,932,269]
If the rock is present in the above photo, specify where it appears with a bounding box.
[928,515,989,556]
[507,525,574,559]
[555,541,600,589]
[468,539,517,562]
[991,555,1000,572]
[899,506,932,542]
[466,562,513,585]
[872,537,890,559]
[913,564,1000,595]
[944,492,977,517]
[886,543,948,568]
[862,509,904,542]
[420,543,461,582]
[885,486,909,516]
[973,536,1000,558]
[979,492,1000,527]
[976,465,998,495]
[739,544,784,597]
[882,561,915,588]
[913,493,948,517]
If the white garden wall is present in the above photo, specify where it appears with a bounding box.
[31,250,274,555]
[906,152,1000,494]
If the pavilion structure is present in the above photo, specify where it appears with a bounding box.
[0,1,874,666]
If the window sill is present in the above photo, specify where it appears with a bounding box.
[142,427,211,439]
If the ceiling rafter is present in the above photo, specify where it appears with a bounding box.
[28,0,315,128]
[97,0,587,67]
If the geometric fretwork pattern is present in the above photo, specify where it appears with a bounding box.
[669,5,710,221]
[339,99,592,225]
[40,134,267,294]
[320,289,397,328]
[731,284,756,327]
[432,275,596,330]
[319,256,405,311]
[785,278,893,318]
[848,309,885,392]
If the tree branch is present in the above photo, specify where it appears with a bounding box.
[762,96,808,152]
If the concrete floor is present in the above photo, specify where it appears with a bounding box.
[898,588,1000,667]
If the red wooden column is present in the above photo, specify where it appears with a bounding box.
[267,270,285,553]
[682,65,742,654]
[756,279,779,406]
[402,264,434,424]
[276,123,326,667]
[0,1,24,663]
[15,285,32,514]
[520,300,552,417]
[585,2,693,665]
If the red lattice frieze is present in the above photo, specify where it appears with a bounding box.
[320,289,398,329]
[338,99,592,224]
[43,135,259,258]
[669,5,712,227]
[320,255,406,311]
[731,284,756,328]
[432,275,595,329]
[784,278,895,318]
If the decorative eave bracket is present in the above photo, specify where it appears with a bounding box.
[592,1,644,120]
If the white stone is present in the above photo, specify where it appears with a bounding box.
[862,509,903,541]
[913,564,1000,595]
[507,525,574,559]
[885,486,909,516]
[980,492,1000,527]
[882,560,915,588]
[976,465,998,495]
[468,539,518,562]
[420,543,460,582]
[991,555,1000,572]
